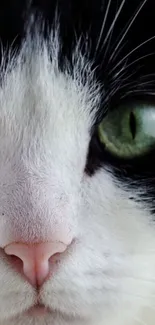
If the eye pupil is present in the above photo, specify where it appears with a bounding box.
[129,111,136,140]
[98,104,155,159]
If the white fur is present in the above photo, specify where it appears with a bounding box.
[0,31,154,325]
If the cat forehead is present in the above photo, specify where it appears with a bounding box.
[0,34,101,168]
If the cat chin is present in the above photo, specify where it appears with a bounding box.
[0,308,90,325]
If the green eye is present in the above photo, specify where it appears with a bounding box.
[98,103,155,158]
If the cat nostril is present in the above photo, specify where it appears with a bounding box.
[4,242,69,287]
[49,252,61,265]
[8,255,24,274]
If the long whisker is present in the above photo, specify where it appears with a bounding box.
[123,89,155,97]
[100,0,126,52]
[119,80,155,91]
[108,0,148,63]
[138,73,155,79]
[109,35,155,75]
[105,40,127,67]
[110,52,155,79]
[101,1,121,62]
[95,0,112,53]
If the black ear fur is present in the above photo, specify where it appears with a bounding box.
[1,1,155,65]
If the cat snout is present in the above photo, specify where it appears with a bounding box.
[4,241,69,287]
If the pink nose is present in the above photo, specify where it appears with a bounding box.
[4,242,68,287]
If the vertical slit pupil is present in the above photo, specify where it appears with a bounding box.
[129,111,136,139]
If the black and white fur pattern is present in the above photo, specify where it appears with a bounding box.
[0,0,155,324]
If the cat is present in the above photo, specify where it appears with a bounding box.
[0,0,155,324]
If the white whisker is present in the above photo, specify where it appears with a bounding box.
[124,89,155,96]
[101,1,122,62]
[108,0,148,63]
[96,0,112,53]
[101,0,126,52]
[119,80,155,90]
[109,52,155,79]
[109,35,155,75]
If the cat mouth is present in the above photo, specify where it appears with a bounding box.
[25,302,77,320]
[26,304,51,317]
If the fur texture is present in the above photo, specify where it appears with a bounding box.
[0,1,155,324]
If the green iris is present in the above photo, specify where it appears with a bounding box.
[98,103,155,158]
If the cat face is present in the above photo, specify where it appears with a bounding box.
[0,1,155,325]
